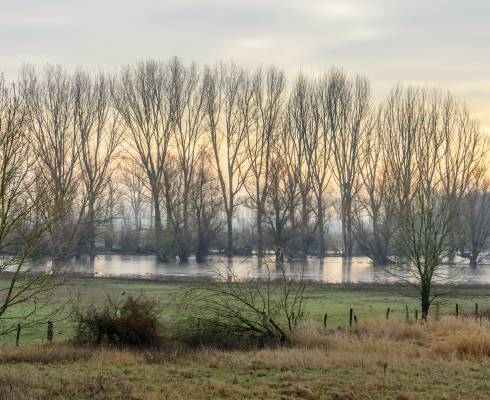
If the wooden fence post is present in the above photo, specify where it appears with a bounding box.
[386,308,390,320]
[415,310,418,323]
[349,308,353,328]
[47,321,53,343]
[455,304,459,317]
[405,305,409,323]
[15,323,21,347]
[323,313,328,328]
[475,303,479,316]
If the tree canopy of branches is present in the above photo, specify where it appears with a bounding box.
[383,87,486,318]
[0,59,487,272]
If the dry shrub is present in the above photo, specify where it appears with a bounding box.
[74,295,162,347]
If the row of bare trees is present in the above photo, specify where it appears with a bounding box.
[0,59,488,268]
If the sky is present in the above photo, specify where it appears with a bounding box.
[1,0,489,131]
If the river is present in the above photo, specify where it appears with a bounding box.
[45,254,490,284]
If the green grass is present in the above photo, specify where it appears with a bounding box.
[1,276,489,347]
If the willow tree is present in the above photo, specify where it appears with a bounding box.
[245,67,285,256]
[73,70,122,260]
[326,69,371,257]
[204,63,254,257]
[352,105,394,264]
[170,62,206,262]
[20,65,82,262]
[285,74,318,258]
[113,59,182,261]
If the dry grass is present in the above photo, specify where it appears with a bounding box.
[1,317,489,399]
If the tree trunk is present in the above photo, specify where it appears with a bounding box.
[257,210,263,257]
[421,285,431,320]
[87,198,96,261]
[301,195,308,259]
[226,213,233,258]
[469,251,479,267]
[196,230,208,263]
[152,192,166,261]
[317,203,325,257]
[180,194,190,263]
[342,191,353,258]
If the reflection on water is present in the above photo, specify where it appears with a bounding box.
[39,254,490,284]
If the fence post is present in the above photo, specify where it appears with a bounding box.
[405,305,409,323]
[415,309,418,323]
[455,304,459,317]
[15,323,21,347]
[349,308,353,328]
[475,303,479,316]
[386,308,390,320]
[323,312,328,328]
[47,321,53,343]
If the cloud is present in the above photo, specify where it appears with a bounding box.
[0,0,488,130]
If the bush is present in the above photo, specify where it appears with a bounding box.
[74,295,162,347]
[183,260,306,347]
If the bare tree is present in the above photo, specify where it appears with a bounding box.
[326,69,371,257]
[245,67,285,256]
[285,74,317,258]
[352,106,394,264]
[113,59,182,261]
[120,162,148,250]
[191,153,224,262]
[0,75,62,334]
[312,74,335,256]
[203,63,254,257]
[20,65,82,263]
[172,62,206,262]
[263,155,299,262]
[459,167,490,266]
[385,87,482,318]
[73,70,122,260]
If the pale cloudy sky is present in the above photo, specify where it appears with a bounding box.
[1,0,489,130]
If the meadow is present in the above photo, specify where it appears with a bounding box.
[1,277,489,399]
[1,276,488,346]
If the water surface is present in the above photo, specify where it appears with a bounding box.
[52,254,490,284]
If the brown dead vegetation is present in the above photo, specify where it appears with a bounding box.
[0,317,489,399]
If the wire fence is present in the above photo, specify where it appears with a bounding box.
[3,300,489,348]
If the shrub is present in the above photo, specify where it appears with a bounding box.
[74,295,162,347]
[183,260,306,347]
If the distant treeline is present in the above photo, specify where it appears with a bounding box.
[0,59,489,265]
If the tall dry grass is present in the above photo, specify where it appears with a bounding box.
[0,317,489,399]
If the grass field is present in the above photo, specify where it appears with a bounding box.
[1,276,489,347]
[1,277,489,399]
[1,317,489,399]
